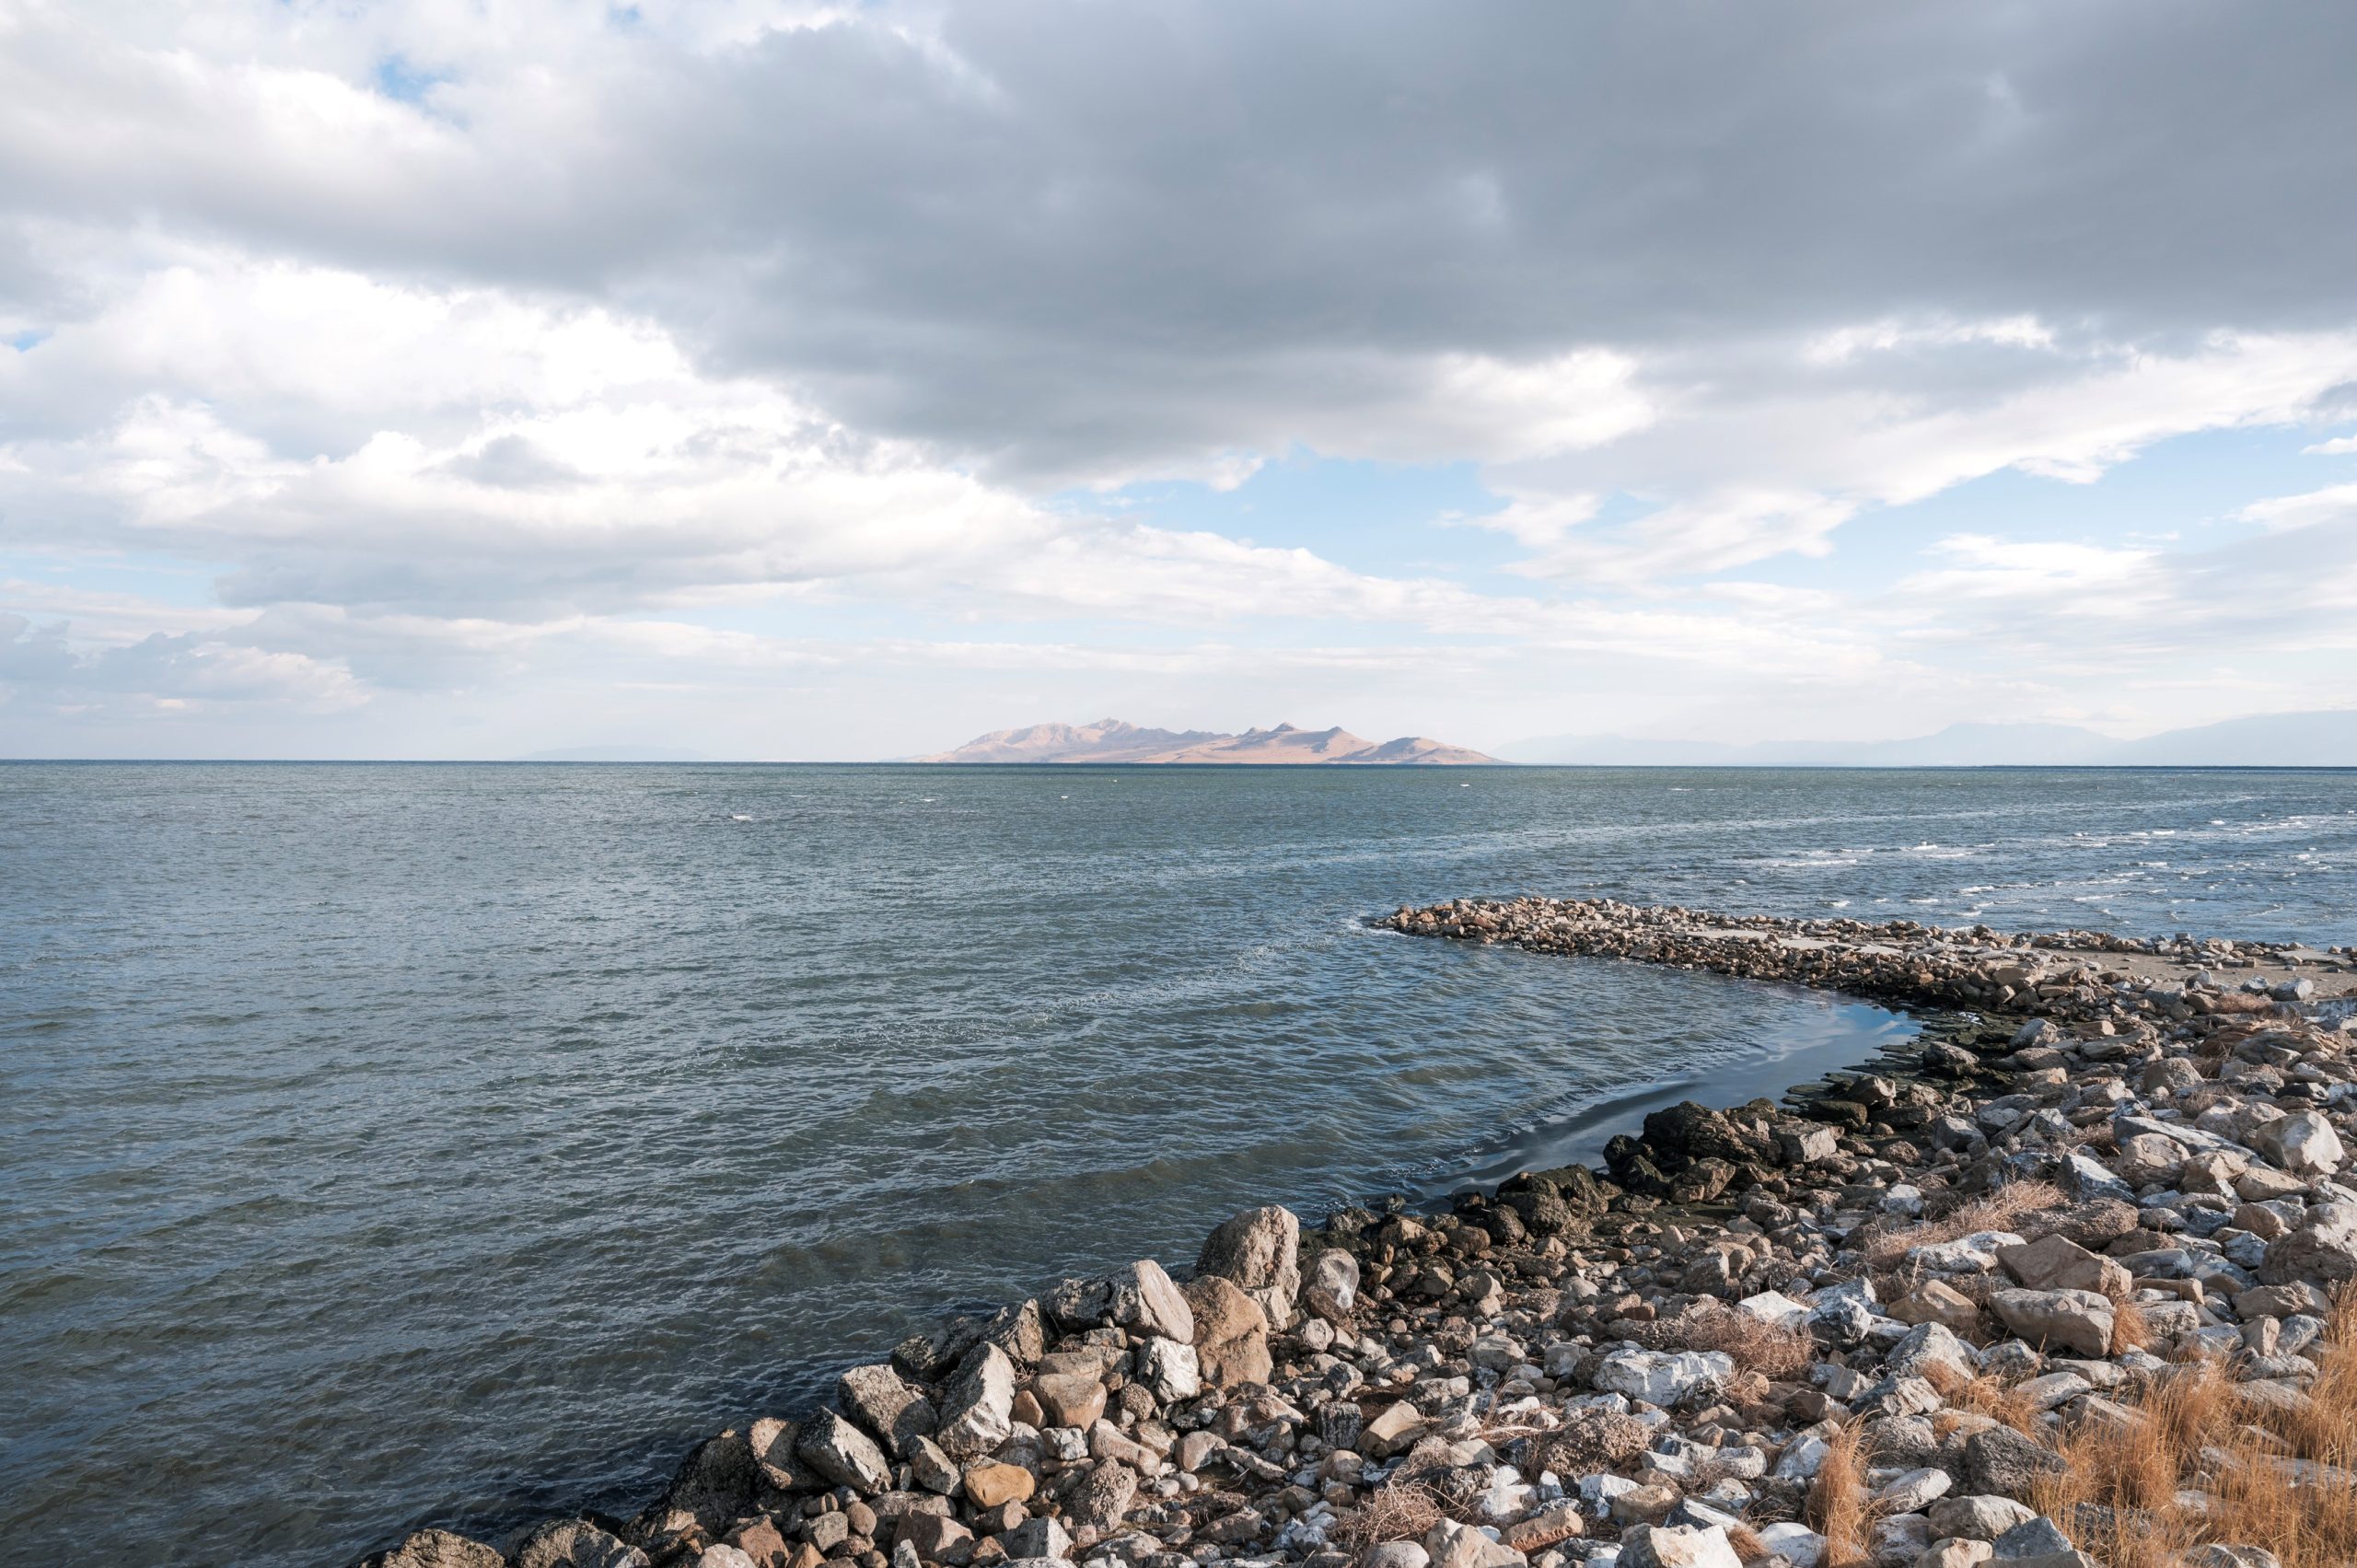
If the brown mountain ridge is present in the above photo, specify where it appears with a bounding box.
[911,718,1498,765]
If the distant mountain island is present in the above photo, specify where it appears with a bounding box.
[1500,711,2357,768]
[913,718,1498,765]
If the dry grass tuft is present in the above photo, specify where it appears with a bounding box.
[1641,1301,1815,1381]
[1724,1520,1768,1562]
[1804,1421,1870,1568]
[2027,1290,2357,1568]
[1859,1178,2064,1271]
[1929,1367,2042,1434]
[2108,1291,2154,1353]
[1332,1480,1447,1552]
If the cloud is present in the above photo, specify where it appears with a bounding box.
[5,1,2357,752]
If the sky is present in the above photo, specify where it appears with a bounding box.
[3,1,2356,761]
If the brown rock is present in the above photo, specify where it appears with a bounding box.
[354,1529,507,1568]
[962,1462,1037,1509]
[1183,1275,1272,1388]
[1998,1234,2132,1299]
[728,1519,793,1568]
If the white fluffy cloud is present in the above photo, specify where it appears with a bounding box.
[5,1,2357,753]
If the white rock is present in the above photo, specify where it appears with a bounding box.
[1735,1291,1811,1330]
[2255,1109,2345,1175]
[1756,1522,1827,1568]
[1138,1337,1201,1402]
[1592,1349,1733,1408]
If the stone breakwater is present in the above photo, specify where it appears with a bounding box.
[362,900,2357,1568]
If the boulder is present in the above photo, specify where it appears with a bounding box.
[1043,1277,1113,1330]
[1890,1279,1980,1335]
[354,1530,507,1568]
[694,1551,755,1568]
[963,1461,1036,1508]
[723,1518,792,1568]
[2258,1202,2357,1287]
[1137,1336,1200,1402]
[1754,1522,1827,1568]
[1183,1274,1272,1388]
[797,1410,893,1494]
[1302,1247,1361,1322]
[1000,1516,1071,1562]
[936,1344,1017,1459]
[1989,1288,2114,1357]
[1617,1522,1745,1568]
[1926,1495,2036,1541]
[1362,1546,1431,1568]
[1422,1519,1524,1568]
[1960,1425,2067,1501]
[1998,1235,2131,1299]
[838,1365,935,1458]
[1110,1260,1194,1342]
[1065,1458,1138,1531]
[1028,1353,1109,1429]
[1886,1320,1979,1384]
[749,1417,805,1493]
[2253,1110,2345,1175]
[636,1426,758,1543]
[515,1520,651,1568]
[906,1435,958,1495]
[1592,1349,1733,1408]
[1195,1206,1302,1330]
[897,1516,973,1567]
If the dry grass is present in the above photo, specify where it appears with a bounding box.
[1858,1178,2065,1272]
[1640,1301,1814,1380]
[2108,1291,2154,1354]
[1803,1421,1870,1568]
[1332,1480,1447,1552]
[1724,1520,1768,1562]
[2028,1290,2357,1568]
[1926,1365,2041,1434]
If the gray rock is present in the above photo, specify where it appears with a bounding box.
[1362,1545,1432,1568]
[1991,1514,2073,1558]
[796,1409,892,1494]
[353,1530,507,1568]
[2252,1109,2344,1175]
[1109,1260,1194,1342]
[1614,1523,1743,1568]
[1871,1465,1952,1513]
[1043,1277,1112,1330]
[1989,1288,2114,1357]
[2061,1154,2136,1204]
[906,1434,959,1495]
[1926,1494,2036,1541]
[2258,1201,2357,1286]
[1001,1516,1072,1562]
[514,1520,650,1568]
[1960,1425,2067,1501]
[1423,1519,1524,1568]
[1196,1205,1303,1330]
[936,1343,1017,1458]
[1303,1247,1361,1322]
[1592,1349,1733,1408]
[1067,1458,1138,1531]
[1137,1335,1201,1401]
[839,1364,935,1458]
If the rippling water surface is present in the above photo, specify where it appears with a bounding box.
[3,763,2351,1564]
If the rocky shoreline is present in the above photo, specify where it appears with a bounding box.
[362,900,2357,1568]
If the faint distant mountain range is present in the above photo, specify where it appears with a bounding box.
[912,718,1498,765]
[520,745,712,761]
[1500,711,2357,767]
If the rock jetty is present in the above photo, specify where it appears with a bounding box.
[361,900,2357,1568]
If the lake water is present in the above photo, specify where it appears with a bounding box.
[3,763,2351,1564]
